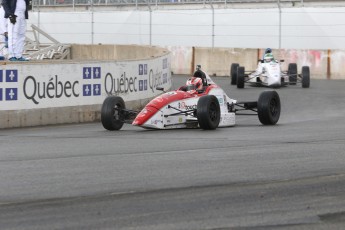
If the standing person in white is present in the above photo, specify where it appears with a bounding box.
[2,0,31,61]
[0,0,8,60]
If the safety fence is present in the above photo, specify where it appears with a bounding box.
[27,6,345,50]
[31,0,336,8]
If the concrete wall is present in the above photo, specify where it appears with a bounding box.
[330,50,345,79]
[69,44,343,79]
[195,48,259,77]
[168,46,342,79]
[71,44,169,60]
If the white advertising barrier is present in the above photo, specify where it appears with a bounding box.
[0,54,172,128]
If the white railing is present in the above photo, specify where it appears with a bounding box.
[24,24,71,60]
[31,0,309,8]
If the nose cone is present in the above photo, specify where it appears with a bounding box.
[132,106,159,126]
[267,77,281,88]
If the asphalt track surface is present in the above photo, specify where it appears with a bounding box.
[1,76,345,230]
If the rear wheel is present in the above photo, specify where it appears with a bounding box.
[288,63,297,85]
[257,91,281,125]
[197,95,220,130]
[230,63,239,85]
[237,66,245,89]
[302,66,310,88]
[101,96,125,130]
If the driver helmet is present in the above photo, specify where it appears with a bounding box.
[186,77,203,91]
[265,48,272,54]
[264,53,274,63]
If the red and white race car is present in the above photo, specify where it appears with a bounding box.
[101,67,281,130]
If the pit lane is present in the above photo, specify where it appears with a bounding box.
[0,76,345,229]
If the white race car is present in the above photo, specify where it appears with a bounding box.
[231,60,310,88]
[101,67,281,130]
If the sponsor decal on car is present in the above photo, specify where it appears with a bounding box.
[216,96,224,105]
[150,119,162,125]
[220,116,232,122]
[178,102,197,110]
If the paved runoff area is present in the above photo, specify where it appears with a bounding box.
[0,76,345,229]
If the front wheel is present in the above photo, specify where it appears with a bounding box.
[302,66,310,88]
[257,91,281,125]
[237,66,245,89]
[230,63,239,85]
[197,95,220,130]
[288,63,297,85]
[101,96,125,130]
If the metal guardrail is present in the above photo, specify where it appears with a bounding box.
[24,25,71,60]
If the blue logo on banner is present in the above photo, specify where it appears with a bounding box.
[5,88,17,101]
[139,64,144,76]
[139,80,143,91]
[82,67,102,96]
[144,64,147,75]
[139,80,148,91]
[6,70,18,82]
[138,64,147,76]
[83,84,92,96]
[83,67,92,79]
[0,88,2,101]
[93,67,101,79]
[144,80,147,90]
[93,84,101,96]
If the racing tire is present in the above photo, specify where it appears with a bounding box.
[302,66,310,88]
[197,95,221,130]
[230,63,239,85]
[257,91,281,125]
[237,66,245,89]
[101,96,125,131]
[288,63,297,85]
